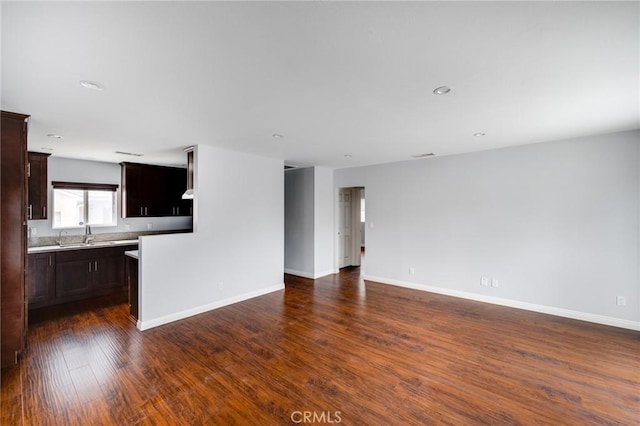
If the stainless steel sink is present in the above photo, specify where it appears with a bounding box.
[58,241,117,248]
[87,241,117,246]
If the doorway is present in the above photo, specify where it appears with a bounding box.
[338,187,365,269]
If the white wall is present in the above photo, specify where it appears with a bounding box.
[284,167,315,276]
[314,167,335,277]
[283,166,335,279]
[335,130,640,329]
[27,157,192,238]
[138,145,284,330]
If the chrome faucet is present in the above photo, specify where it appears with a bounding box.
[84,224,94,244]
[57,230,68,246]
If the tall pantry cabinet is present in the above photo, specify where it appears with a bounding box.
[1,111,29,367]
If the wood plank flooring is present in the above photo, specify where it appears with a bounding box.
[2,267,639,425]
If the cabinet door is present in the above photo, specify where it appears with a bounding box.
[1,111,28,368]
[172,168,192,216]
[56,260,91,297]
[27,152,50,220]
[143,165,166,216]
[92,256,125,290]
[121,163,143,217]
[126,256,139,320]
[27,253,55,305]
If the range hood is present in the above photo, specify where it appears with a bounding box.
[182,147,194,199]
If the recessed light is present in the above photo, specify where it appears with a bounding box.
[46,134,63,139]
[344,154,352,158]
[272,134,284,139]
[411,153,435,158]
[433,86,452,95]
[80,80,105,91]
[473,133,486,137]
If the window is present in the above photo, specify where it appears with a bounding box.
[52,181,118,229]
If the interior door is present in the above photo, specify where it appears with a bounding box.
[338,188,353,268]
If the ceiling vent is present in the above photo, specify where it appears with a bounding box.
[411,153,436,159]
[115,151,144,157]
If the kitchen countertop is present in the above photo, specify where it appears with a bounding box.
[28,239,139,254]
[124,250,139,259]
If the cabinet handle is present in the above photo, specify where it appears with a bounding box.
[48,255,52,266]
[95,261,98,272]
[145,207,148,215]
[176,207,179,215]
[43,206,46,217]
[88,262,92,272]
[27,162,31,177]
[28,205,32,220]
[140,207,143,215]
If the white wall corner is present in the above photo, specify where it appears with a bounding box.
[284,268,316,280]
[284,268,336,280]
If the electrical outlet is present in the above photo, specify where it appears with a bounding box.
[147,223,153,230]
[491,279,499,288]
[125,223,131,231]
[616,296,626,306]
[480,277,489,287]
[409,267,415,276]
[31,227,37,236]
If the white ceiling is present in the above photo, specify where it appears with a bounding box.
[2,1,638,169]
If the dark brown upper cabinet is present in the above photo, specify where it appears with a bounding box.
[121,162,191,218]
[27,152,50,220]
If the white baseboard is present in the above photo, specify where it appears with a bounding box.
[284,268,336,279]
[363,275,640,331]
[314,269,336,279]
[138,283,285,331]
[284,268,315,279]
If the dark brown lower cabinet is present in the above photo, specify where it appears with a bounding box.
[27,252,55,308]
[93,255,127,291]
[56,258,92,298]
[28,245,137,309]
[125,255,138,321]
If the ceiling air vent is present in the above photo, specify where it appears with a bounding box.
[115,151,144,157]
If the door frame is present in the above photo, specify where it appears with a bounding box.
[335,186,364,269]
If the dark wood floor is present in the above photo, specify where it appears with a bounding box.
[2,267,639,425]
